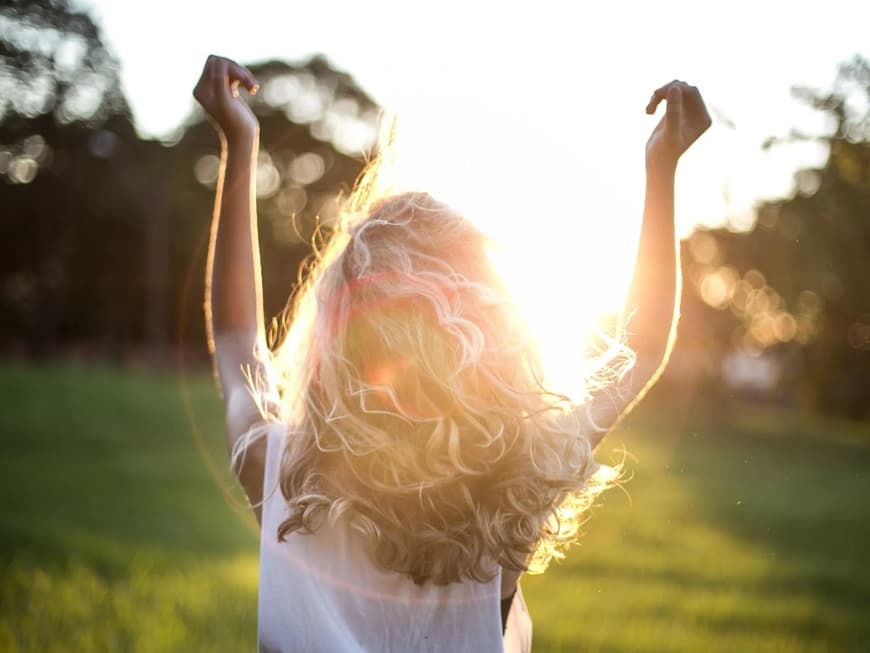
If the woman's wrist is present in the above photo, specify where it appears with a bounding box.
[645,153,678,179]
[221,127,259,153]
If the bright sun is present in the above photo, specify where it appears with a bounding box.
[382,116,641,401]
[482,220,636,401]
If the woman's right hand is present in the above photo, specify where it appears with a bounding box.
[644,80,711,170]
[193,55,260,143]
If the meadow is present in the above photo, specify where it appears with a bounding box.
[0,363,868,652]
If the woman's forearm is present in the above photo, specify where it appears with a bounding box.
[204,133,266,385]
[584,164,681,447]
[624,163,680,366]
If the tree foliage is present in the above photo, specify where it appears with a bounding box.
[0,2,379,361]
[0,0,129,127]
[672,56,870,417]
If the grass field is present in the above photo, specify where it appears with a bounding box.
[0,363,868,652]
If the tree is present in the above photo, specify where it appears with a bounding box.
[0,0,135,357]
[0,14,382,363]
[0,0,128,128]
[670,56,870,418]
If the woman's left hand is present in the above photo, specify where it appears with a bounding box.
[193,55,260,144]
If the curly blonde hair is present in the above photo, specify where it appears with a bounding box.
[248,189,617,585]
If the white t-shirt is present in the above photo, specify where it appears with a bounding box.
[257,426,533,652]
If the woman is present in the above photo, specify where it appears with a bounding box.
[193,54,710,652]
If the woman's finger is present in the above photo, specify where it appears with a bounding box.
[647,88,669,115]
[665,85,682,130]
[646,80,678,114]
[688,86,713,128]
[208,55,227,83]
[646,80,691,114]
[199,55,258,97]
[226,59,259,94]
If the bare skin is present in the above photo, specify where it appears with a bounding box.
[193,57,711,599]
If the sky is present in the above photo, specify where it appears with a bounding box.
[80,1,869,230]
[79,0,869,396]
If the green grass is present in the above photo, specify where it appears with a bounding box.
[1,363,869,652]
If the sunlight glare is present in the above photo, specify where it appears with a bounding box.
[382,114,640,401]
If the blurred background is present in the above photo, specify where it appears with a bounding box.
[0,1,868,651]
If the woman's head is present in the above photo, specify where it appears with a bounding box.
[318,193,528,418]
[261,190,609,585]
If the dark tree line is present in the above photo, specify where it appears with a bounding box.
[662,56,870,418]
[0,1,379,363]
[1,2,867,419]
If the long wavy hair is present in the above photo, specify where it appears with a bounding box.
[241,183,622,585]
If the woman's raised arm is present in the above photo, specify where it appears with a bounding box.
[585,81,711,448]
[194,55,268,520]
